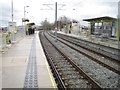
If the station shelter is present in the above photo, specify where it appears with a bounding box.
[27,23,35,28]
[83,16,118,40]
[26,23,35,35]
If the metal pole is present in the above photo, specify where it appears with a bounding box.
[24,6,26,36]
[23,6,29,35]
[24,6,25,19]
[55,2,57,41]
[118,1,120,42]
[11,0,13,22]
[24,6,29,20]
[73,9,77,20]
[55,2,57,30]
[76,9,77,20]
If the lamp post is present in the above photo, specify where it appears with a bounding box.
[24,6,29,19]
[10,0,16,43]
[11,0,13,22]
[118,1,120,42]
[73,9,77,20]
[22,6,29,25]
[23,6,29,35]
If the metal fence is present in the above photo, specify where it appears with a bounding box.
[0,26,26,52]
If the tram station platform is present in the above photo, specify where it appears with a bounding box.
[2,31,57,88]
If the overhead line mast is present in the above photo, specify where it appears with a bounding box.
[41,2,66,30]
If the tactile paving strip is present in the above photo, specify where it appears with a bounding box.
[24,36,38,88]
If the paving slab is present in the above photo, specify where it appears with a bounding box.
[2,35,33,88]
[2,31,57,89]
[35,31,57,88]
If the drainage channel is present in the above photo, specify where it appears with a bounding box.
[23,36,38,89]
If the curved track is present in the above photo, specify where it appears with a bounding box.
[52,32,119,61]
[39,31,102,89]
[48,31,120,75]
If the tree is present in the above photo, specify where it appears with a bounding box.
[41,20,53,30]
[58,16,71,25]
[57,16,72,30]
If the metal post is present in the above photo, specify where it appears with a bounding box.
[76,9,77,20]
[23,6,29,35]
[41,2,65,31]
[11,0,13,22]
[54,2,57,41]
[118,2,120,65]
[24,6,25,19]
[23,6,26,35]
[55,2,57,30]
[118,1,120,42]
[24,6,29,21]
[73,9,77,20]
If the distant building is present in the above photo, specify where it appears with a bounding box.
[83,16,118,40]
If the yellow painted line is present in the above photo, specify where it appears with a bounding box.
[36,32,56,89]
[46,61,57,90]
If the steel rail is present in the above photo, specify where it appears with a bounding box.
[53,32,119,62]
[48,32,120,75]
[44,32,103,89]
[39,31,66,89]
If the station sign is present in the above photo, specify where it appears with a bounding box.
[8,22,16,32]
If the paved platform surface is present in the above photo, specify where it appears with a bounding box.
[2,31,57,88]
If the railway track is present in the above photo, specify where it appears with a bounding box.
[43,31,119,88]
[51,32,119,62]
[39,31,102,89]
[48,31,120,75]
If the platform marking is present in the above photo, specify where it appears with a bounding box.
[46,62,57,89]
[23,36,38,88]
[37,31,57,89]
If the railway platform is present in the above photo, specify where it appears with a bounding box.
[2,31,57,89]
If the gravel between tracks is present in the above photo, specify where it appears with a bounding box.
[40,32,93,88]
[45,32,119,88]
[50,32,119,73]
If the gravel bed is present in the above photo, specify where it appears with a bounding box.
[49,32,119,72]
[52,33,119,72]
[55,33,119,60]
[45,32,119,88]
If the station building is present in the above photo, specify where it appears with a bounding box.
[83,16,118,40]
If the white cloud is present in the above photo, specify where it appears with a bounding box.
[0,0,119,26]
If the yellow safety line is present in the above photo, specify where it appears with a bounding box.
[46,61,57,90]
[36,32,56,89]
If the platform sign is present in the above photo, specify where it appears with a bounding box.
[8,22,16,32]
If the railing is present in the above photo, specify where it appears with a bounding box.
[0,29,26,52]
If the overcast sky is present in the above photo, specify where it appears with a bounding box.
[0,0,119,27]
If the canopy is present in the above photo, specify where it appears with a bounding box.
[83,16,117,22]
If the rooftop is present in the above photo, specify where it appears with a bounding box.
[83,16,117,22]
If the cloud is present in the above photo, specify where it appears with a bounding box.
[0,0,119,26]
[0,1,23,27]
